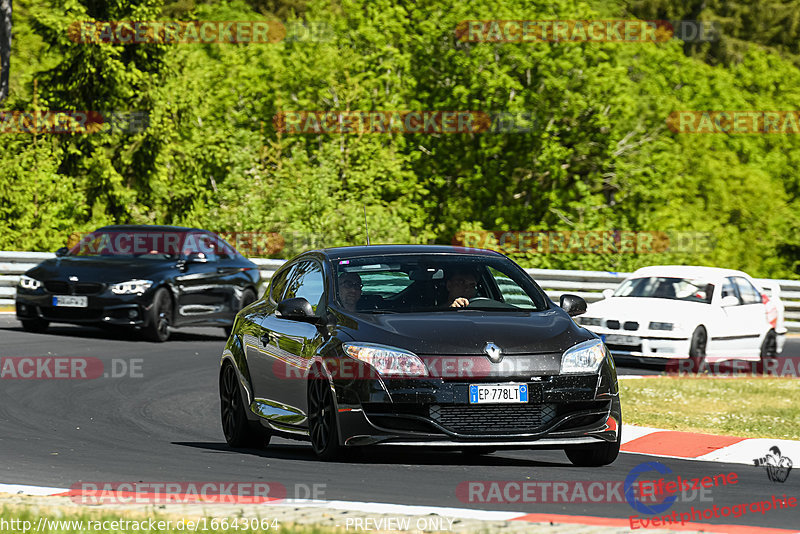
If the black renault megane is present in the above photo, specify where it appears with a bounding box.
[15,225,260,341]
[219,245,621,465]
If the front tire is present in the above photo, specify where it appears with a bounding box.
[688,326,707,374]
[308,369,343,461]
[219,363,270,448]
[20,318,49,333]
[144,288,172,342]
[755,330,778,374]
[565,425,622,467]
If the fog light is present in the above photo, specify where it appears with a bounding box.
[128,310,138,319]
[19,304,27,313]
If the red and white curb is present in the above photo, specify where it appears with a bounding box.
[622,425,800,465]
[1,483,798,533]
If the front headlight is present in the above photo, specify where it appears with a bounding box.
[342,343,428,377]
[110,279,153,295]
[649,321,674,331]
[18,275,42,290]
[579,317,602,326]
[560,339,607,374]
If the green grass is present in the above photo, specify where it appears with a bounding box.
[620,377,800,440]
[0,506,340,534]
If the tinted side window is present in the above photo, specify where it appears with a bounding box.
[734,277,762,304]
[270,265,295,303]
[283,261,325,314]
[721,278,741,304]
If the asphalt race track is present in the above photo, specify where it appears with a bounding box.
[1,314,798,530]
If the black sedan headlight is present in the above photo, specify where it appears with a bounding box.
[18,275,42,290]
[342,343,428,377]
[560,339,607,374]
[110,279,153,295]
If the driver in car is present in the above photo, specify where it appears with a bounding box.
[338,272,363,312]
[446,269,478,308]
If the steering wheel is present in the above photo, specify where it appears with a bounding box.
[466,297,493,307]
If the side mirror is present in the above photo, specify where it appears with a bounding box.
[277,297,323,324]
[602,288,614,299]
[185,252,208,263]
[55,247,69,257]
[720,295,739,307]
[560,294,587,317]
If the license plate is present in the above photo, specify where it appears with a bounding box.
[604,334,639,346]
[52,295,88,308]
[469,384,528,404]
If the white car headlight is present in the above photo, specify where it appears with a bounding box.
[579,317,602,326]
[110,279,153,295]
[342,343,428,377]
[560,339,607,374]
[18,275,42,290]
[649,321,674,331]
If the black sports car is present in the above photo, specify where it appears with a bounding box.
[220,245,621,465]
[15,225,260,341]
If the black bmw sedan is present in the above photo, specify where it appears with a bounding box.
[220,245,621,465]
[15,225,260,341]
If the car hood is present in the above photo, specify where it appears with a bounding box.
[344,308,592,356]
[586,297,709,322]
[26,257,177,284]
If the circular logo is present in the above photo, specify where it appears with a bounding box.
[624,461,677,515]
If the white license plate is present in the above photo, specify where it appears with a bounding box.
[52,295,88,308]
[469,383,528,404]
[604,334,639,346]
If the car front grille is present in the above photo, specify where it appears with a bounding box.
[623,321,639,331]
[606,320,620,330]
[43,281,104,295]
[40,307,103,321]
[428,404,557,434]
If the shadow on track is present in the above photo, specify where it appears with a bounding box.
[0,323,227,343]
[173,441,568,467]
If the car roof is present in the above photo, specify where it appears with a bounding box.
[95,224,207,233]
[629,265,752,280]
[313,244,503,261]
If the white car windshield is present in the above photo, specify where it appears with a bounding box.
[613,277,714,303]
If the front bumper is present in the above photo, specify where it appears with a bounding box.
[329,359,621,448]
[16,291,153,327]
[591,331,691,359]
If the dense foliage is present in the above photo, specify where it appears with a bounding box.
[2,0,799,277]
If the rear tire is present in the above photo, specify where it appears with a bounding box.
[219,363,270,448]
[565,426,622,467]
[688,326,707,374]
[144,288,172,342]
[755,330,778,374]
[224,289,256,338]
[21,318,49,333]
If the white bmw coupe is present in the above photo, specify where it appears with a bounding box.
[580,266,785,369]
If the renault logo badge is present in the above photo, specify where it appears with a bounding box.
[484,342,502,363]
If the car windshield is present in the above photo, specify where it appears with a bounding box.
[67,230,237,260]
[333,254,549,313]
[613,276,714,303]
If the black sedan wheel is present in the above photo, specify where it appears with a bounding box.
[224,289,256,338]
[220,363,270,448]
[565,428,621,467]
[308,370,343,461]
[21,318,49,334]
[144,288,172,342]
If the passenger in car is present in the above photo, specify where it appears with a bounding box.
[446,269,478,308]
